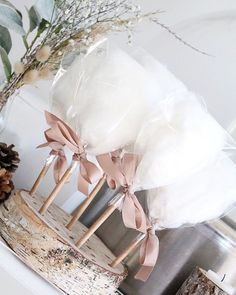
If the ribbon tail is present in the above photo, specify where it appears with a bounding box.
[77,168,89,196]
[80,158,102,184]
[135,265,154,282]
[122,194,139,231]
[122,194,147,233]
[133,195,148,233]
[53,154,68,184]
[135,233,159,282]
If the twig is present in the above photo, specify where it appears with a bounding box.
[151,18,212,57]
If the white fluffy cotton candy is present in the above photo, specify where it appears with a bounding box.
[52,46,161,155]
[147,154,236,229]
[133,93,228,190]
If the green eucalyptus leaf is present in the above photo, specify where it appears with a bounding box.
[27,6,41,32]
[0,4,25,35]
[0,25,11,53]
[16,9,22,19]
[0,46,11,81]
[0,0,22,19]
[34,0,57,23]
[37,18,49,36]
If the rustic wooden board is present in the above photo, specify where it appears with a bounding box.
[0,190,127,295]
[176,267,228,295]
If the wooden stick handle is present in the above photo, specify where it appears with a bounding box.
[75,204,116,248]
[66,174,106,230]
[29,154,56,196]
[39,161,78,215]
[110,233,145,268]
[75,194,124,248]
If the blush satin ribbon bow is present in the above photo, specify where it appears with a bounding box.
[39,111,102,195]
[38,113,68,184]
[106,149,122,189]
[97,152,146,233]
[135,225,159,282]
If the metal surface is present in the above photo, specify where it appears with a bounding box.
[121,221,236,295]
[80,187,236,295]
[76,150,236,295]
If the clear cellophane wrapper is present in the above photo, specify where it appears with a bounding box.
[126,50,236,228]
[51,41,236,229]
[128,48,235,190]
[51,40,162,156]
[147,152,236,229]
[132,92,234,190]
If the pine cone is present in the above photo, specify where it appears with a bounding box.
[0,168,14,203]
[0,143,20,172]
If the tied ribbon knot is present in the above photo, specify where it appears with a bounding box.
[39,111,102,195]
[135,226,159,282]
[97,152,146,233]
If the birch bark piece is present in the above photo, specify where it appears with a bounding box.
[176,267,228,295]
[0,190,127,295]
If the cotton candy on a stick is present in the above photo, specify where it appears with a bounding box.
[147,154,236,229]
[51,45,160,155]
[133,93,228,190]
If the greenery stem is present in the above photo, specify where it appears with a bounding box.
[22,35,29,50]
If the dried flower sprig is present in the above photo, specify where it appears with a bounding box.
[0,0,144,110]
[0,0,209,111]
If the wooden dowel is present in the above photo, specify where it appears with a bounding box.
[39,161,78,215]
[75,194,124,248]
[66,174,106,230]
[110,233,146,268]
[29,154,56,196]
